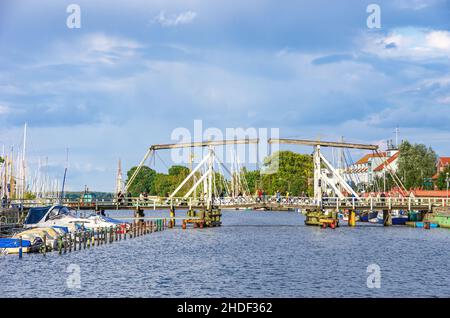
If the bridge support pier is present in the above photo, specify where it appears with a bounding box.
[348,210,356,227]
[169,206,176,228]
[383,210,392,226]
[135,208,145,225]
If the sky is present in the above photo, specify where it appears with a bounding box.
[0,0,449,192]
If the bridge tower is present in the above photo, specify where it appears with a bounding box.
[268,138,379,227]
[125,138,259,227]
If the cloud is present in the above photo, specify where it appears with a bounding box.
[426,31,450,50]
[392,0,446,10]
[361,28,450,61]
[44,33,144,67]
[0,104,12,114]
[154,10,197,27]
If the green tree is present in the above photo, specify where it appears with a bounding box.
[125,166,156,196]
[152,173,174,197]
[437,166,450,190]
[261,151,313,196]
[242,167,261,195]
[397,141,437,190]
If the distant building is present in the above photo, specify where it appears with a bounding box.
[343,141,399,189]
[432,157,450,180]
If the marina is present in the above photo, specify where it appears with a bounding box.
[1,0,450,304]
[1,136,450,258]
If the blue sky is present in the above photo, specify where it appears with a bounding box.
[0,0,449,191]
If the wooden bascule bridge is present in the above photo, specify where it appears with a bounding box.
[7,138,450,229]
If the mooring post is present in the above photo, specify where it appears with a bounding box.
[19,236,23,259]
[170,205,176,227]
[348,210,356,227]
[58,236,63,255]
[383,210,392,226]
[43,235,47,256]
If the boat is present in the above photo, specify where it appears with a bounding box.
[406,221,439,228]
[0,238,32,255]
[360,211,378,222]
[426,207,450,229]
[374,210,409,225]
[13,227,60,251]
[23,205,129,233]
[338,212,360,222]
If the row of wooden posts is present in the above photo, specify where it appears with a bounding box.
[30,219,167,258]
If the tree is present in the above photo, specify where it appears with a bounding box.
[242,167,261,195]
[397,141,437,190]
[168,165,190,176]
[437,166,450,191]
[125,166,156,196]
[261,151,313,196]
[152,173,174,197]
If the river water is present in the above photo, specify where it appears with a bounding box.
[0,210,449,298]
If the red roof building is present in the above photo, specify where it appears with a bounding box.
[433,157,450,179]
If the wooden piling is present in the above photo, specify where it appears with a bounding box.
[58,236,63,255]
[19,236,23,259]
[43,235,47,256]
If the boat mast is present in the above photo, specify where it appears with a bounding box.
[115,158,123,195]
[60,148,69,200]
[21,123,27,200]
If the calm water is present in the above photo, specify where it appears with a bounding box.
[0,210,449,298]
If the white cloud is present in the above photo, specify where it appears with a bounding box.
[393,0,445,10]
[361,28,450,60]
[437,96,450,104]
[154,10,197,27]
[0,104,12,114]
[426,31,450,50]
[43,33,143,66]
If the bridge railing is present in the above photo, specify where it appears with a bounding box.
[5,195,450,210]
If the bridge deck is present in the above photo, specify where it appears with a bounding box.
[7,196,449,212]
